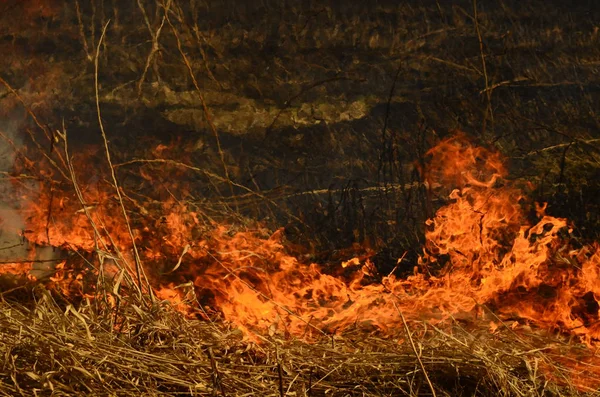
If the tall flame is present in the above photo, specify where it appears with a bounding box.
[4,132,600,348]
[151,133,600,345]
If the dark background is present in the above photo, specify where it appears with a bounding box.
[1,0,599,272]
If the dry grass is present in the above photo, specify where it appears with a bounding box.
[0,286,592,396]
[0,2,599,396]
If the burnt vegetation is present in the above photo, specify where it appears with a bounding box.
[0,0,599,395]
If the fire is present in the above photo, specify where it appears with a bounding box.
[157,133,600,344]
[3,132,600,357]
[418,135,600,343]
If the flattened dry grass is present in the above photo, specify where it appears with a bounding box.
[0,287,592,396]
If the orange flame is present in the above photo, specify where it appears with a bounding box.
[145,133,600,349]
[8,133,599,344]
[6,132,600,390]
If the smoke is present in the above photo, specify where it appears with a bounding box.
[0,116,29,262]
[0,114,66,275]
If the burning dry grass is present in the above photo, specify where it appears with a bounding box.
[3,132,600,395]
[1,2,599,395]
[0,288,590,396]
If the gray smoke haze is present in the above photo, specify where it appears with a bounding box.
[0,117,29,262]
[0,116,66,274]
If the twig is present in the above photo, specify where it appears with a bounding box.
[557,141,573,185]
[136,0,172,96]
[207,347,226,397]
[93,21,153,303]
[392,301,437,397]
[277,347,285,397]
[169,1,222,87]
[478,77,530,94]
[473,0,494,134]
[56,125,142,300]
[0,76,69,181]
[519,138,600,157]
[75,0,92,61]
[164,8,236,210]
[378,61,402,183]
[423,55,479,74]
[435,0,445,23]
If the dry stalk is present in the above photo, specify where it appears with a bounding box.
[393,301,437,397]
[170,1,223,87]
[57,125,142,302]
[136,0,172,96]
[277,347,285,397]
[89,0,97,55]
[113,158,306,225]
[475,302,576,389]
[93,21,153,303]
[522,138,600,156]
[164,4,237,210]
[0,294,585,396]
[472,0,494,134]
[208,347,226,397]
[422,55,479,74]
[379,61,402,183]
[0,76,70,181]
[74,0,92,61]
